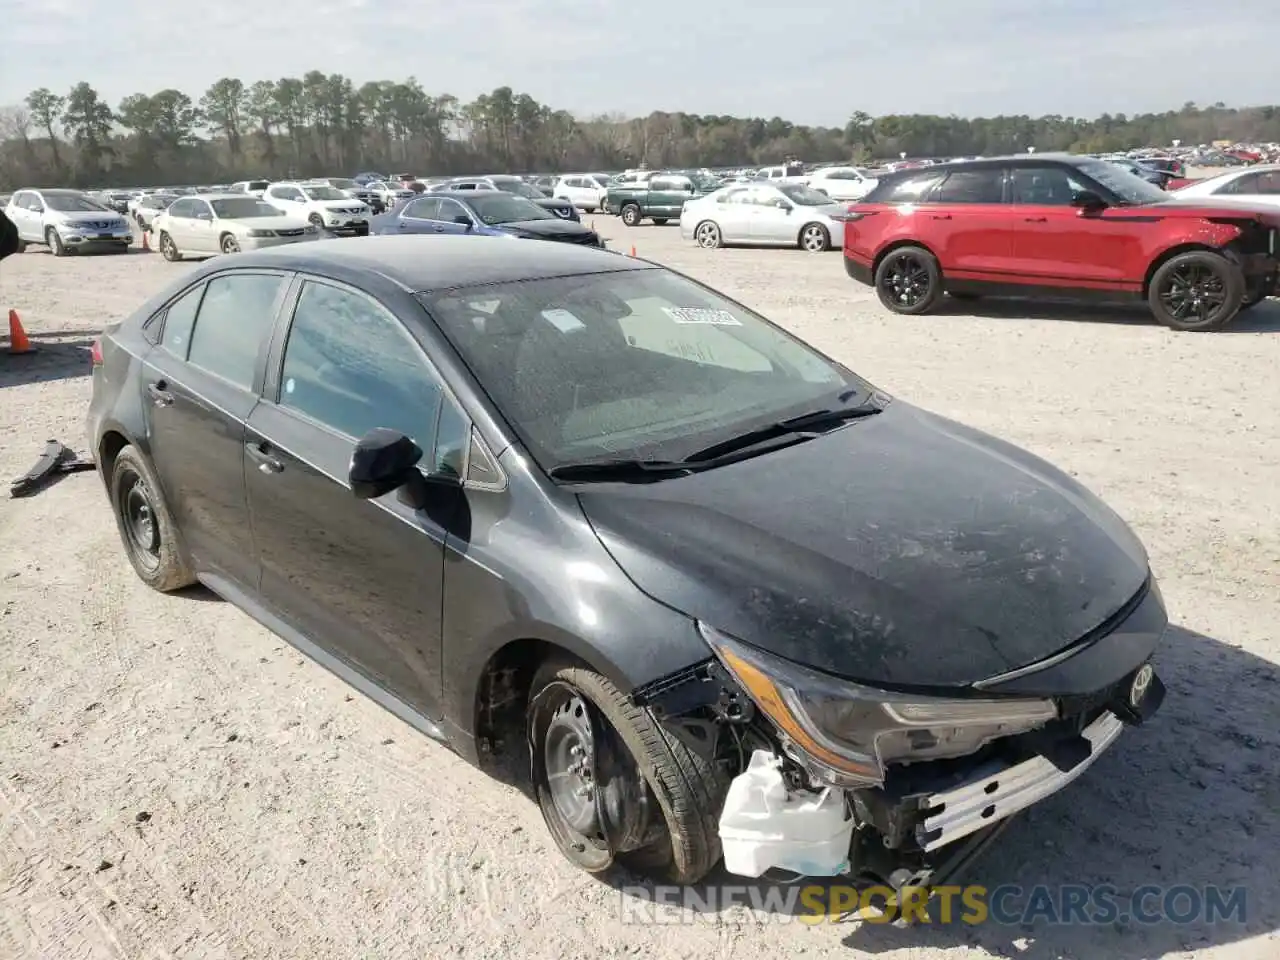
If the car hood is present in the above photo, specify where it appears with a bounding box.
[313,200,367,212]
[1135,196,1280,221]
[494,218,594,238]
[576,401,1150,689]
[55,210,124,224]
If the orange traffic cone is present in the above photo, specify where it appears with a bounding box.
[141,231,150,252]
[7,309,35,355]
[629,245,637,257]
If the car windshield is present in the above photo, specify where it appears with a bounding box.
[419,269,861,470]
[492,179,544,199]
[467,193,553,224]
[303,186,348,201]
[45,193,109,212]
[211,198,279,218]
[778,184,835,206]
[1074,159,1169,205]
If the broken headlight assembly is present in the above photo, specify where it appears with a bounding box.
[699,623,1058,788]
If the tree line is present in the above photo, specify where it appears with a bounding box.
[1,73,1279,189]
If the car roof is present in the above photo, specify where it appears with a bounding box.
[220,235,654,293]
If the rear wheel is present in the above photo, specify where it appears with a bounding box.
[109,446,196,592]
[694,221,722,249]
[620,204,642,227]
[527,661,727,885]
[875,245,943,314]
[1147,251,1244,331]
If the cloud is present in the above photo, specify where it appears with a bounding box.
[0,0,1274,126]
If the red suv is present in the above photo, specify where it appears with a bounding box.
[843,154,1280,331]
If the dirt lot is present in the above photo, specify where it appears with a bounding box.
[1,222,1278,960]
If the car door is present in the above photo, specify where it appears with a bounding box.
[162,198,197,245]
[915,167,1013,277]
[710,187,754,241]
[747,186,797,242]
[8,192,33,239]
[265,184,305,215]
[244,278,467,718]
[186,199,217,253]
[1008,165,1146,286]
[432,198,475,235]
[389,197,442,234]
[140,270,291,587]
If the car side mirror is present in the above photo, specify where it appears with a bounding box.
[1072,191,1106,211]
[349,429,424,500]
[453,215,473,229]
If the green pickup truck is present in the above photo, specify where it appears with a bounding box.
[605,174,712,226]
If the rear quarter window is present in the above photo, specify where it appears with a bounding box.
[865,173,946,203]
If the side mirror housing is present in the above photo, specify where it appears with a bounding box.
[453,215,473,229]
[1072,190,1107,211]
[349,428,423,500]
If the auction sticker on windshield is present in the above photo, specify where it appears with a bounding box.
[662,307,742,326]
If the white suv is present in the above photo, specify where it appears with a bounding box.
[553,174,610,212]
[262,182,371,235]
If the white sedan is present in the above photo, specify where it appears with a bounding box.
[1170,164,1280,207]
[805,166,879,202]
[151,194,319,260]
[679,183,853,253]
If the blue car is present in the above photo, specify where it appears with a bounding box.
[371,190,605,247]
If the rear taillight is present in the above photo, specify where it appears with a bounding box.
[90,339,104,366]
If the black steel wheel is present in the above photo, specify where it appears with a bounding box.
[527,661,728,884]
[109,445,196,592]
[874,245,942,314]
[1147,251,1244,331]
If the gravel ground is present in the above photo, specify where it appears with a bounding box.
[1,217,1278,960]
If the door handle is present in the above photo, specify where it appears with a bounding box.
[245,441,284,474]
[1023,216,1048,222]
[930,214,952,220]
[146,380,173,406]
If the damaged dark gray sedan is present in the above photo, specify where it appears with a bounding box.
[88,235,1166,893]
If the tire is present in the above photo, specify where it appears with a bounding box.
[694,221,722,249]
[874,245,943,314]
[158,231,181,262]
[1147,250,1244,331]
[653,218,669,226]
[528,660,728,885]
[308,213,325,231]
[109,445,196,592]
[46,227,67,257]
[620,204,642,227]
[221,233,240,254]
[799,222,830,253]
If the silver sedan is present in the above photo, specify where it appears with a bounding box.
[679,183,852,252]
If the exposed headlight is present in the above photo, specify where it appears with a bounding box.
[246,229,274,238]
[700,623,1057,787]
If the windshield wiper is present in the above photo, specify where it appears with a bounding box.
[547,458,698,483]
[682,399,885,463]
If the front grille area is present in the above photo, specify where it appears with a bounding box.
[276,228,304,237]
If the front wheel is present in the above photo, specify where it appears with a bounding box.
[874,245,943,314]
[620,204,642,227]
[308,213,325,231]
[799,222,830,253]
[221,234,240,254]
[527,661,727,885]
[109,445,196,592]
[1147,250,1244,331]
[158,231,181,262]
[46,227,67,257]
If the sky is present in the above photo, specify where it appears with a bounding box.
[1,0,1275,128]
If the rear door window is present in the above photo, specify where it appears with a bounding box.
[186,273,288,389]
[160,284,206,358]
[872,174,946,203]
[931,169,1006,204]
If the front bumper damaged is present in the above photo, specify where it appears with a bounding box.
[916,709,1124,852]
